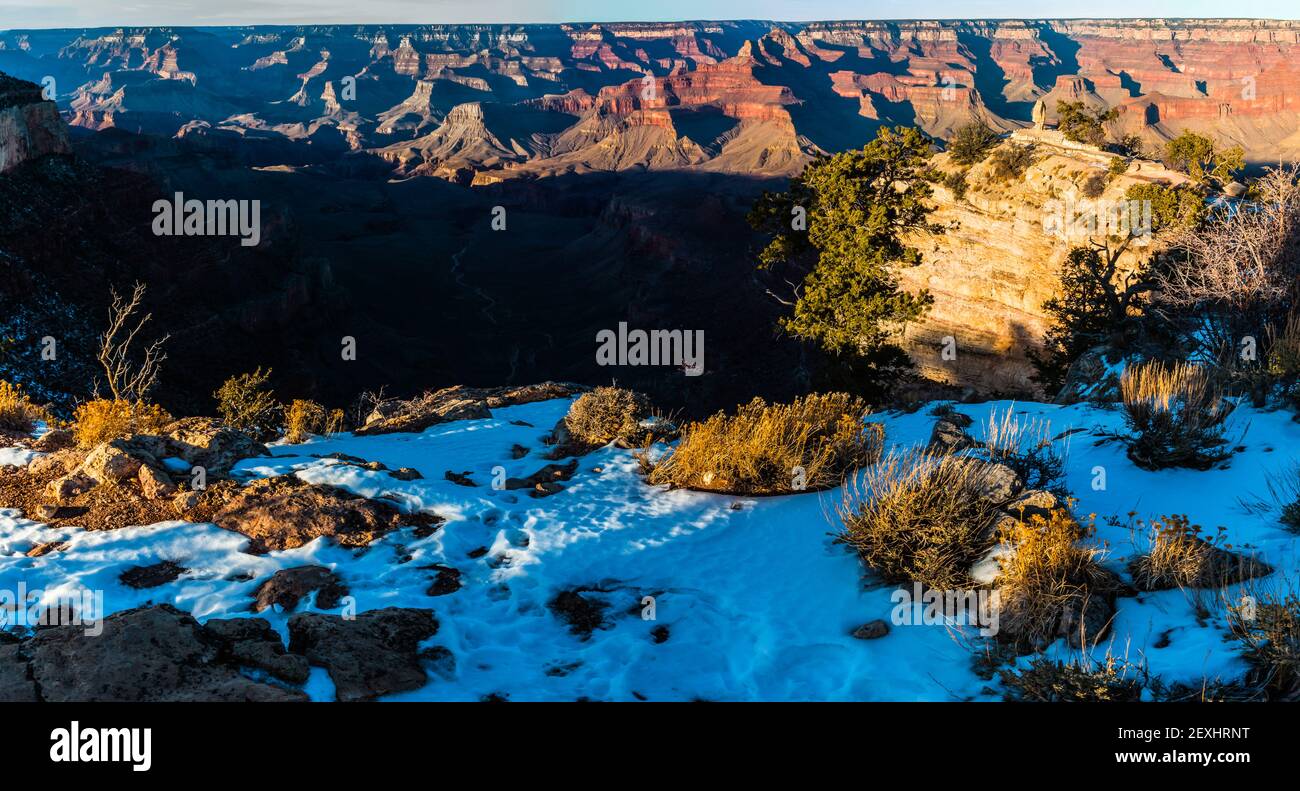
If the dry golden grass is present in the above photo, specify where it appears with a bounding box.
[838,449,1000,589]
[996,507,1110,649]
[1267,311,1300,379]
[0,380,47,433]
[564,386,652,447]
[284,399,327,443]
[648,392,881,495]
[1129,514,1219,590]
[1120,360,1230,469]
[981,406,1065,492]
[72,399,173,448]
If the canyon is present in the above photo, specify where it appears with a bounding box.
[1,19,1296,407]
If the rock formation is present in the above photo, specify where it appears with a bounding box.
[0,75,69,173]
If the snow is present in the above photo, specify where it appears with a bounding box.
[2,396,1298,700]
[0,447,41,467]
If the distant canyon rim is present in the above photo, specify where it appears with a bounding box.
[2,18,1298,412]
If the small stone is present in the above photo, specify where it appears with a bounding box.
[389,467,423,480]
[32,429,74,452]
[852,620,891,640]
[44,473,94,504]
[172,489,201,515]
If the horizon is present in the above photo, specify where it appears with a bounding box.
[8,16,1300,30]
[3,0,1299,30]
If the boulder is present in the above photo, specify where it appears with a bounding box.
[161,417,269,477]
[137,464,177,500]
[287,608,438,702]
[927,418,974,453]
[31,429,73,452]
[28,449,83,477]
[975,462,1024,505]
[204,617,310,684]
[77,440,141,484]
[0,644,37,702]
[252,566,349,612]
[357,381,586,436]
[212,475,442,553]
[23,604,307,702]
[1054,347,1122,405]
[1058,594,1115,649]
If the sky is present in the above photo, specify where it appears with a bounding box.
[2,1,1298,29]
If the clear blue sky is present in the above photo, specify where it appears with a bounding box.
[1,0,1296,29]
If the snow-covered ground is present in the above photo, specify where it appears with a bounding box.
[3,396,1298,700]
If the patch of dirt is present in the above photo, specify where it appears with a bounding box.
[0,464,235,531]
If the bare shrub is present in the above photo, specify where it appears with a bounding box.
[1154,165,1300,358]
[96,283,169,403]
[838,450,1000,589]
[649,392,881,495]
[1119,360,1230,469]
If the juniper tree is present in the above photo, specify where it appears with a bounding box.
[748,126,938,383]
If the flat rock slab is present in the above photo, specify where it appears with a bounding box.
[288,608,439,702]
[21,605,307,702]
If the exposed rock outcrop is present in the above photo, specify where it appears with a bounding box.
[0,74,70,173]
[19,605,308,702]
[356,381,586,436]
[287,608,439,702]
[211,475,443,553]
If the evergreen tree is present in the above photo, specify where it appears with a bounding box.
[748,126,938,377]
